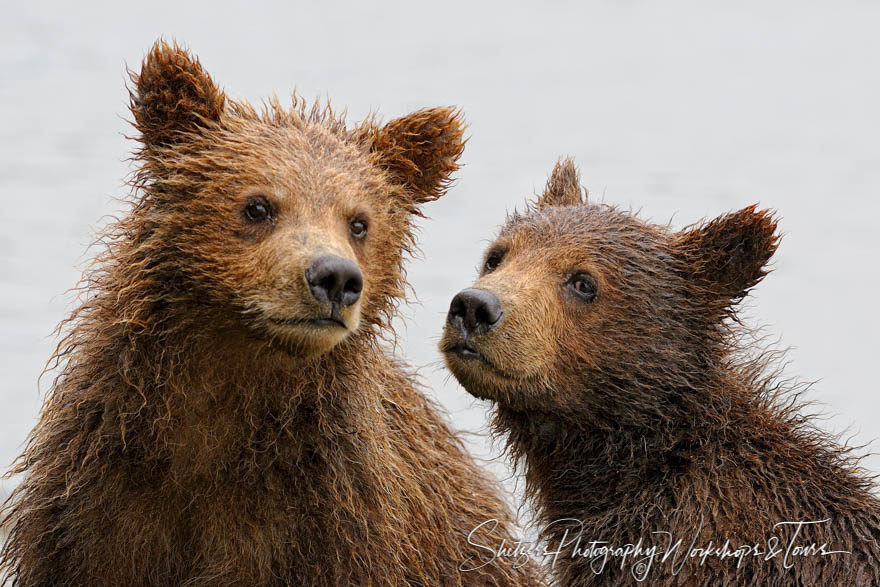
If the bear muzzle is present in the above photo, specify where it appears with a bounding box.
[305,255,363,311]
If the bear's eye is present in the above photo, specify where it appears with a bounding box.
[567,272,599,302]
[243,196,273,224]
[484,250,504,273]
[349,217,368,239]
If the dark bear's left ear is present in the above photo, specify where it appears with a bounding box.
[535,157,585,208]
[359,107,466,204]
[675,205,780,302]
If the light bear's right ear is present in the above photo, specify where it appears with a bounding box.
[535,158,585,208]
[358,107,466,205]
[129,40,226,150]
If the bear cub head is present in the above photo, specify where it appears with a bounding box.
[441,158,779,426]
[127,42,464,358]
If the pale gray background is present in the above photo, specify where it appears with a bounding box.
[2,1,878,517]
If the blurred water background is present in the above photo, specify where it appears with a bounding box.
[2,1,879,527]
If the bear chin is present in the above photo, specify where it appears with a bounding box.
[258,320,355,359]
[443,351,517,401]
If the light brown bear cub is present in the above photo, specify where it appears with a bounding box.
[441,159,880,585]
[0,42,541,585]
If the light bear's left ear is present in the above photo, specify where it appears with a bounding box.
[675,205,780,303]
[359,107,466,204]
[129,40,226,151]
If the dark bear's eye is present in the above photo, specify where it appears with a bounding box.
[484,250,504,273]
[243,196,273,224]
[349,217,368,239]
[567,272,598,302]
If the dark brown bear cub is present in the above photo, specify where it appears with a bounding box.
[441,159,880,585]
[0,42,541,585]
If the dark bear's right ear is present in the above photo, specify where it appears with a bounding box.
[535,158,585,208]
[129,40,226,150]
[675,205,779,303]
[358,107,466,205]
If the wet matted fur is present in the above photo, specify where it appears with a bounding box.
[441,158,880,585]
[0,42,541,586]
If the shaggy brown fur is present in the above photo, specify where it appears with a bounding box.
[441,159,880,585]
[0,42,542,585]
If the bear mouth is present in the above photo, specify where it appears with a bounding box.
[450,342,482,360]
[443,342,517,380]
[269,316,347,329]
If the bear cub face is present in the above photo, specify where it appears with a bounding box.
[441,159,779,421]
[131,42,464,357]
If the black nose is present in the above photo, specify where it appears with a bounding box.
[448,288,503,335]
[306,255,363,308]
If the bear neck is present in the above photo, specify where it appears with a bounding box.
[494,352,880,585]
[119,318,397,485]
[495,359,811,532]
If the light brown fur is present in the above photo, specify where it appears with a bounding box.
[0,42,541,585]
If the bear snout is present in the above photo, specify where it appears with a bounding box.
[305,255,363,310]
[447,287,503,336]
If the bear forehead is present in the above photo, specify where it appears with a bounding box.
[179,118,387,196]
[499,205,672,258]
[208,117,370,167]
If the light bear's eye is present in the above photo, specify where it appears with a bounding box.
[243,196,273,224]
[349,216,368,239]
